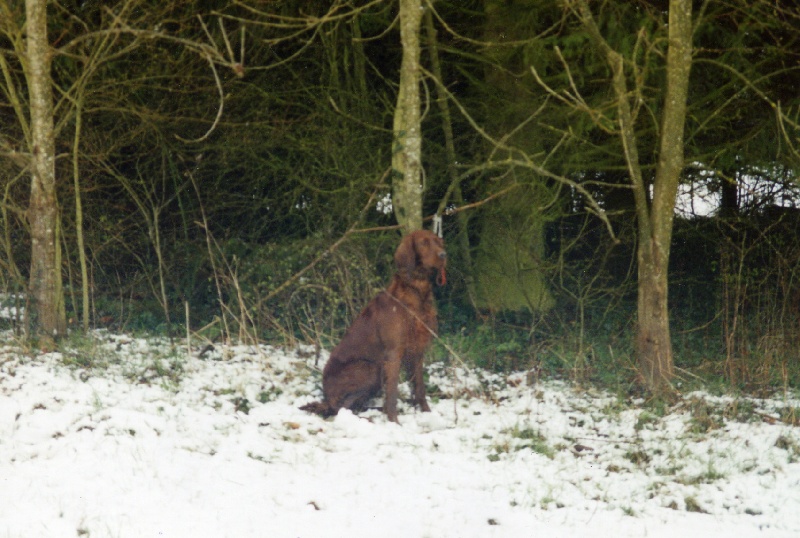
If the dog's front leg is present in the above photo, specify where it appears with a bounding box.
[383,350,403,423]
[409,354,431,412]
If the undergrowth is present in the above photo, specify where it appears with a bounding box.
[57,331,187,390]
[431,302,800,399]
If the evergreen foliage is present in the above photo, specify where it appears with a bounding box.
[0,0,798,391]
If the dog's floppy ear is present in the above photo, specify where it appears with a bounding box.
[394,232,417,274]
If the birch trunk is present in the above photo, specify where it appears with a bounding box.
[392,0,423,233]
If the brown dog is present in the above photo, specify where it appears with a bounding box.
[301,230,446,423]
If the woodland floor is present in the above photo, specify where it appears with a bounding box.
[1,331,799,537]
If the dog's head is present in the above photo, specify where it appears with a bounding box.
[394,229,447,284]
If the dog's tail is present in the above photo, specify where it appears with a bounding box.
[299,401,335,417]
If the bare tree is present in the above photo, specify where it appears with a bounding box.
[1,0,244,337]
[576,0,693,394]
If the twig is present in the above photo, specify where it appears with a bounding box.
[188,171,231,342]
[175,54,224,143]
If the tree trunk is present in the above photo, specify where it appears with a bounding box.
[73,101,91,331]
[636,0,692,394]
[26,0,65,342]
[636,235,674,390]
[392,0,424,233]
[578,0,691,394]
[718,169,742,382]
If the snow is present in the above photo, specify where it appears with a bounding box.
[1,331,799,537]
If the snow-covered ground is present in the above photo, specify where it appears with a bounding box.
[1,331,798,537]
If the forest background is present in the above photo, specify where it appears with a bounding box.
[1,0,799,397]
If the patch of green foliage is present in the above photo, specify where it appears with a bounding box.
[57,332,186,390]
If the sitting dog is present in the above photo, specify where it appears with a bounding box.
[301,230,446,422]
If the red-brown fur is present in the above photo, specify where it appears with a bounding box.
[301,230,446,423]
